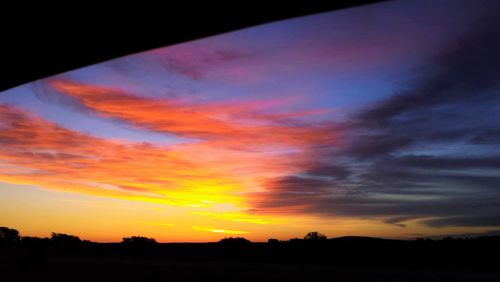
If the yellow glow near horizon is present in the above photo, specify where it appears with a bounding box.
[192,226,249,235]
[0,86,337,242]
[1,182,495,242]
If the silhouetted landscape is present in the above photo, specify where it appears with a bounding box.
[2,227,500,281]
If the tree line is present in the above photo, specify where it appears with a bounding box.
[1,226,327,245]
[1,226,499,271]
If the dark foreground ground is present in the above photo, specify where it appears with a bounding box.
[1,236,500,281]
[2,256,500,282]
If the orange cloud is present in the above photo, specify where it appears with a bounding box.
[0,104,316,214]
[1,80,339,222]
[0,105,239,207]
[49,80,335,149]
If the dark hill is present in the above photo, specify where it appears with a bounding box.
[1,227,499,281]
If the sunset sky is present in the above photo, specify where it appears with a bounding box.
[1,0,500,242]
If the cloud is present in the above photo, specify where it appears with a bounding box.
[471,130,500,144]
[422,216,500,228]
[0,104,249,208]
[1,78,339,218]
[150,46,252,80]
[142,1,477,87]
[249,8,500,229]
[192,226,249,235]
[31,79,346,216]
[48,79,335,150]
[192,211,275,225]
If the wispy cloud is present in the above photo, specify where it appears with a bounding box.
[192,211,279,225]
[48,79,335,149]
[192,226,249,235]
[148,222,175,227]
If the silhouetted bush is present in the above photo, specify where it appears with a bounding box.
[50,232,82,245]
[0,226,20,244]
[218,237,251,245]
[50,232,82,254]
[0,227,20,253]
[268,238,279,244]
[121,236,157,256]
[216,237,252,259]
[304,232,327,240]
[122,236,157,246]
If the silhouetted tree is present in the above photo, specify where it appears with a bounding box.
[121,236,157,257]
[50,232,82,244]
[0,227,20,243]
[0,227,20,254]
[217,237,251,250]
[50,232,82,254]
[304,232,327,241]
[268,238,279,244]
[122,236,157,246]
[217,237,251,257]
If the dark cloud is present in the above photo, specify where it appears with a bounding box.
[266,176,333,194]
[157,49,251,80]
[343,134,413,159]
[357,9,500,125]
[303,163,351,180]
[471,130,500,144]
[385,216,421,228]
[254,176,333,209]
[382,155,500,170]
[252,6,500,229]
[422,216,500,228]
